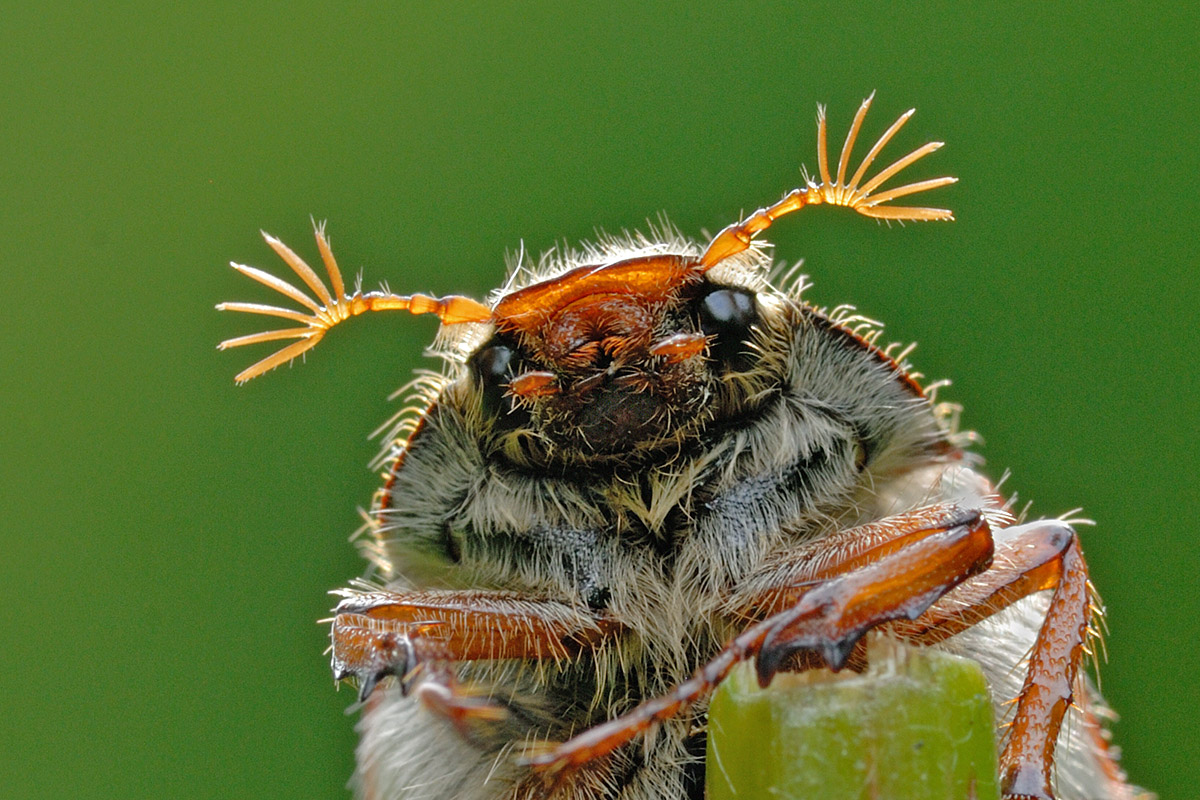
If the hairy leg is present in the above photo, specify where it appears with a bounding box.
[331,589,623,734]
[524,504,994,786]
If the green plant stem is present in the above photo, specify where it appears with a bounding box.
[706,640,1000,800]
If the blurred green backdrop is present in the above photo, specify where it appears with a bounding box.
[2,3,1195,798]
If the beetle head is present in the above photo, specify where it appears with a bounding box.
[471,253,762,461]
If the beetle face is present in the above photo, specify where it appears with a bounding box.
[468,254,763,463]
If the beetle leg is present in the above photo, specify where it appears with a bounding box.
[889,520,1097,800]
[330,590,622,713]
[726,503,1000,620]
[752,510,994,685]
[524,505,994,785]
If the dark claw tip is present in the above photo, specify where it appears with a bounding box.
[757,623,866,685]
[356,666,395,703]
[755,648,786,688]
[820,634,861,672]
[355,671,379,705]
[756,625,792,688]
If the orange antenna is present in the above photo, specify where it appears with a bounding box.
[217,222,492,384]
[700,94,956,268]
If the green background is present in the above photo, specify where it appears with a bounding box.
[3,3,1195,798]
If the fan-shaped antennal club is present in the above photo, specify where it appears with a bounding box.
[700,93,956,269]
[217,223,492,384]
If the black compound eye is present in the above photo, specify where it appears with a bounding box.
[697,287,759,370]
[468,340,532,431]
[472,343,514,382]
[470,342,515,415]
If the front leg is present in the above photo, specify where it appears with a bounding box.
[525,504,994,785]
[330,589,623,737]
